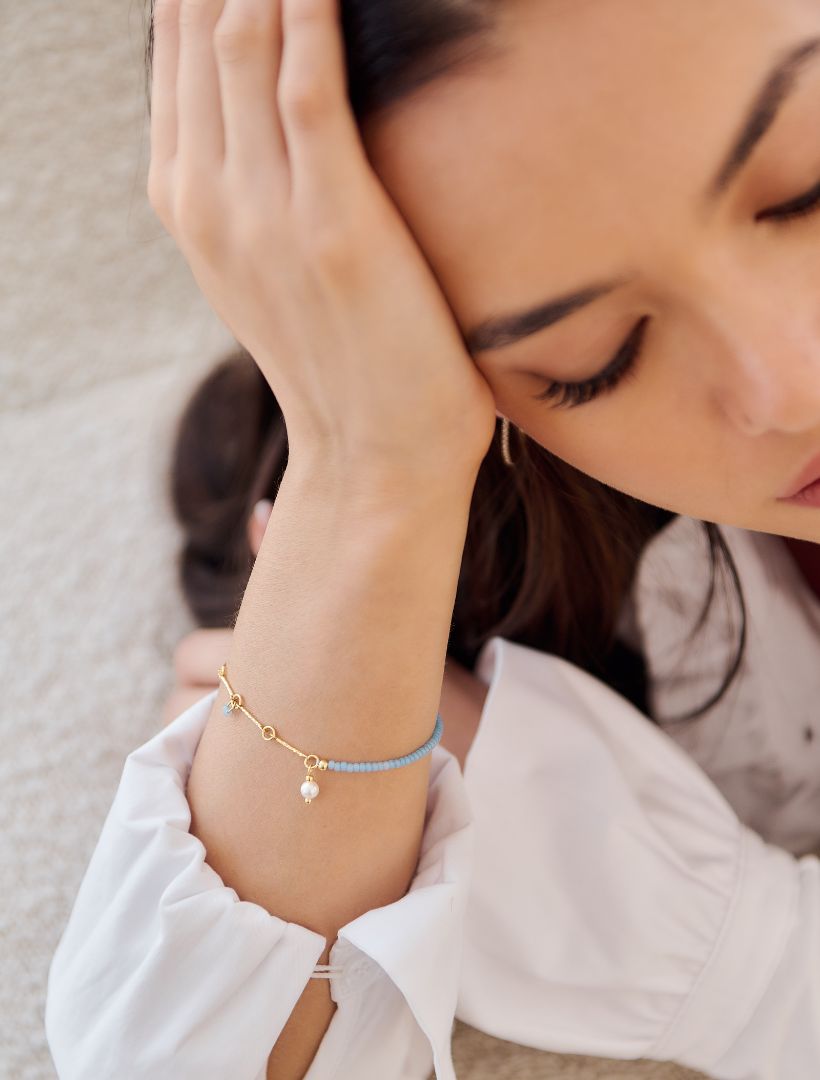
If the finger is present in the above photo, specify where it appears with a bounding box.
[162,685,217,727]
[177,0,226,171]
[247,498,273,556]
[215,0,289,182]
[172,627,235,684]
[278,0,370,217]
[148,0,180,172]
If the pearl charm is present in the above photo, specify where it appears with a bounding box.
[301,778,320,803]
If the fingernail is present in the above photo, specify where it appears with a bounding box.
[253,498,273,525]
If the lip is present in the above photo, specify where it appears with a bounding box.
[778,450,820,501]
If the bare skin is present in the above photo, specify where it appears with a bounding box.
[148,1,820,1077]
[362,0,820,544]
[162,503,490,773]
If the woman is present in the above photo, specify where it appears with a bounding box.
[45,1,820,1078]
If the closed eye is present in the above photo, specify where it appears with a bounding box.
[531,316,651,410]
[757,175,820,222]
[531,174,820,411]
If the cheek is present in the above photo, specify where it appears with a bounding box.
[524,396,710,516]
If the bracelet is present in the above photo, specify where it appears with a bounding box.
[217,664,444,805]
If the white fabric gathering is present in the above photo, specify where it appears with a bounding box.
[44,514,820,1079]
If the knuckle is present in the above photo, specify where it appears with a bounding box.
[300,218,355,272]
[171,630,204,680]
[213,17,265,61]
[171,635,193,679]
[233,210,273,255]
[278,78,331,130]
[173,184,218,241]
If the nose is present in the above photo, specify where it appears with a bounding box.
[703,295,820,438]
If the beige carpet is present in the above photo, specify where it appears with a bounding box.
[2,3,709,1077]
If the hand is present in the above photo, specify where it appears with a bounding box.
[147,0,498,487]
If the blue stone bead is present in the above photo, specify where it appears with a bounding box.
[222,703,230,715]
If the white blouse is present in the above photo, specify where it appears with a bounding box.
[45,516,820,1080]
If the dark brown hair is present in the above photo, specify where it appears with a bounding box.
[146,0,747,725]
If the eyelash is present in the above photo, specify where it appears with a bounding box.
[533,176,820,410]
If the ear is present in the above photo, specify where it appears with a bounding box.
[247,499,274,557]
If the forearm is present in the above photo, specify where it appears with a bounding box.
[185,458,478,1079]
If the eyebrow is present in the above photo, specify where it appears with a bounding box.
[465,35,820,355]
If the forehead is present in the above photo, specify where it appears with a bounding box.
[361,0,817,340]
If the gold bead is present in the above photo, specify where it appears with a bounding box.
[318,760,328,771]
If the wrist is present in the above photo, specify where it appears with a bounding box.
[281,450,481,519]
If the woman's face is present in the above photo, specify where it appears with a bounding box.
[363,0,820,543]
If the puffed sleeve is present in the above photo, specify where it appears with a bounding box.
[458,636,817,1080]
[44,688,475,1080]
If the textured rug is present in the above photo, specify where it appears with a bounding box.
[2,3,709,1077]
